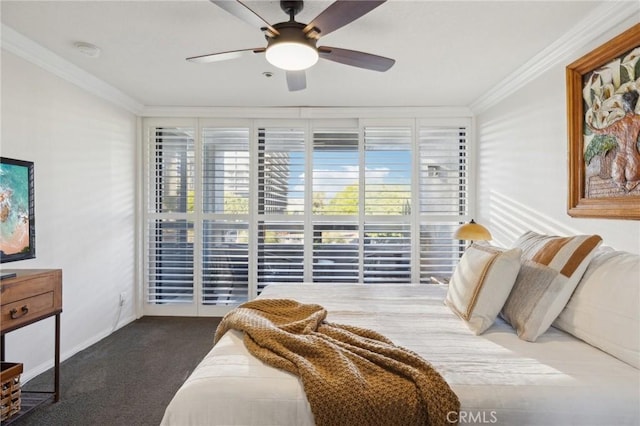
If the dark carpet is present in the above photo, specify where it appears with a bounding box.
[10,316,221,426]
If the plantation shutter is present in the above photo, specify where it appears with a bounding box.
[144,117,474,315]
[418,125,469,282]
[363,222,412,283]
[257,221,304,291]
[202,219,248,305]
[201,127,250,305]
[256,128,306,290]
[312,130,359,215]
[363,127,412,283]
[312,130,360,282]
[147,126,195,304]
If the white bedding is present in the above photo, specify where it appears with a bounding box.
[161,284,640,426]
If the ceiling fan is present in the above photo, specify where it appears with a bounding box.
[187,0,395,91]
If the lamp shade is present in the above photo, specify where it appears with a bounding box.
[265,41,318,71]
[264,23,319,71]
[453,219,492,241]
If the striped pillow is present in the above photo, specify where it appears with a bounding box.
[445,244,522,335]
[501,231,602,342]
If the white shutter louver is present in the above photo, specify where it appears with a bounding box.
[363,222,411,283]
[202,220,248,305]
[418,125,469,283]
[147,127,195,304]
[362,127,412,283]
[311,130,360,282]
[256,128,306,291]
[419,222,465,282]
[201,127,251,305]
[149,127,195,213]
[147,219,194,303]
[312,223,359,283]
[257,221,305,291]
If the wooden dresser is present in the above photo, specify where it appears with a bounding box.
[0,269,62,420]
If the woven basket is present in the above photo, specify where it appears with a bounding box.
[0,362,22,422]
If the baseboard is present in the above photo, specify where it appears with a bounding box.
[19,313,138,383]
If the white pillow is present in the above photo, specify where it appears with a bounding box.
[445,243,522,335]
[501,231,602,342]
[554,250,640,369]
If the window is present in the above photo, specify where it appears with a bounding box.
[311,129,359,282]
[144,117,471,315]
[418,125,469,280]
[147,127,195,305]
[257,127,306,290]
[363,126,412,283]
[201,128,250,306]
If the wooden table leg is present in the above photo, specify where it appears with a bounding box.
[54,313,60,402]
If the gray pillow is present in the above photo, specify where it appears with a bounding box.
[501,231,602,342]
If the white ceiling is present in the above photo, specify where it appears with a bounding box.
[1,0,611,108]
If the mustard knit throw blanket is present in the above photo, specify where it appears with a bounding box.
[214,298,460,426]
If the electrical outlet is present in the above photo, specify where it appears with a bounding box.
[119,292,126,306]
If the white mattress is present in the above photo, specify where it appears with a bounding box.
[162,284,640,426]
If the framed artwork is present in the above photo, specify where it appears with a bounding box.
[0,157,36,263]
[566,23,640,219]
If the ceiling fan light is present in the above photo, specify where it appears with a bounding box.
[265,41,319,71]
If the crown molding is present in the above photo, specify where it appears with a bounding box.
[140,105,473,119]
[470,1,640,114]
[1,24,144,114]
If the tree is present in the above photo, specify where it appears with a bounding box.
[326,184,359,214]
[364,184,411,215]
[317,184,411,215]
[223,192,248,214]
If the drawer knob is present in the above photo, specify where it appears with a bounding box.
[9,305,29,319]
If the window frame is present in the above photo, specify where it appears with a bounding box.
[142,115,474,317]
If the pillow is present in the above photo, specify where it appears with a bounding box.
[445,243,522,335]
[554,250,639,368]
[501,231,602,342]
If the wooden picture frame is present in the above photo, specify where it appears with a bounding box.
[0,157,36,262]
[566,23,640,220]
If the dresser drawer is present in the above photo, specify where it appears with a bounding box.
[2,272,60,305]
[0,269,62,333]
[1,292,55,329]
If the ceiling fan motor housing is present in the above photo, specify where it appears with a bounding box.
[267,21,316,48]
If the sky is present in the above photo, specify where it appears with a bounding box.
[288,149,411,201]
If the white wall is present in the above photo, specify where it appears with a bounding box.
[1,51,138,381]
[476,19,640,254]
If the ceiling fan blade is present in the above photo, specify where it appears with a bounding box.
[286,71,306,91]
[318,46,395,72]
[187,47,265,64]
[304,0,385,38]
[210,0,279,37]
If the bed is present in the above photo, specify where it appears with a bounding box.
[162,234,640,426]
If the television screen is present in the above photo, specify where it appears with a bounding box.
[0,157,35,263]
